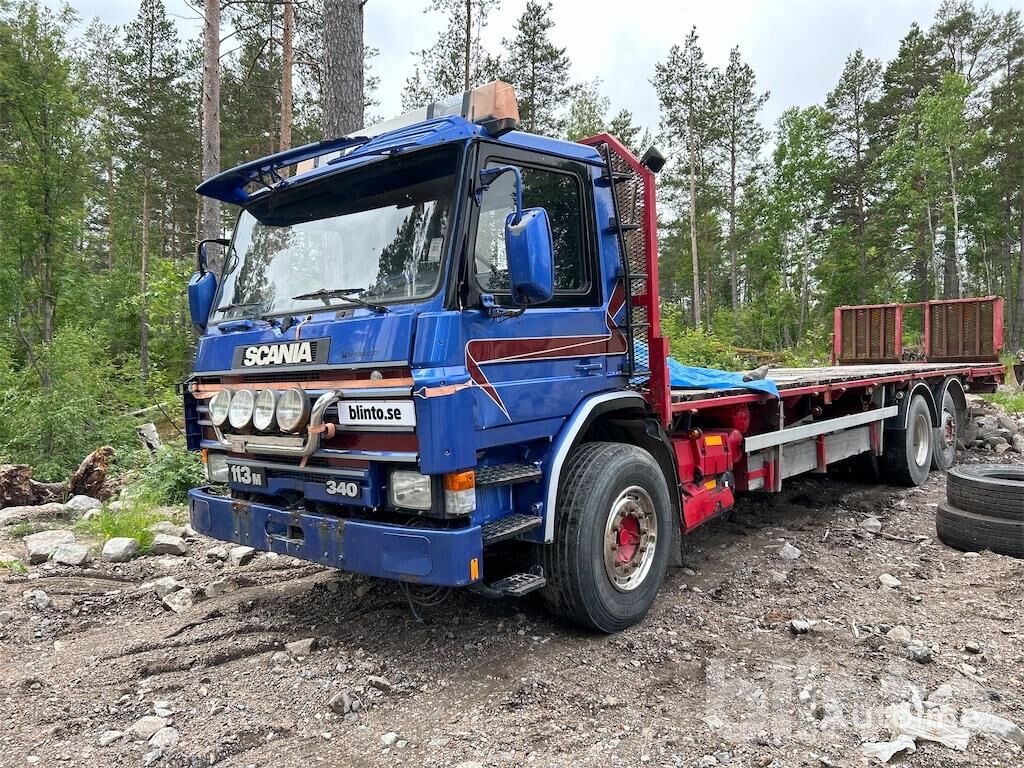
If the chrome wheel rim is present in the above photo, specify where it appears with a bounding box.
[603,485,657,593]
[912,412,931,466]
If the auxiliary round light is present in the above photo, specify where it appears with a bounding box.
[209,389,232,427]
[227,388,256,430]
[253,389,278,431]
[276,387,310,433]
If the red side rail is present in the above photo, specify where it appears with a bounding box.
[579,133,671,427]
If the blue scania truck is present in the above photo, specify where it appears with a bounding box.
[184,82,1004,632]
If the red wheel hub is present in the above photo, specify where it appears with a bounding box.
[616,515,641,563]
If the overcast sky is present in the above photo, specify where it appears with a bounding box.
[74,0,1022,136]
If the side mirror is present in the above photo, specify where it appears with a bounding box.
[188,270,218,333]
[477,165,554,307]
[196,237,230,275]
[505,208,554,304]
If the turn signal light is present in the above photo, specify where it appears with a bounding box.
[443,470,476,492]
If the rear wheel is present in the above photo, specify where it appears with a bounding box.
[931,390,958,471]
[541,442,672,633]
[884,395,933,487]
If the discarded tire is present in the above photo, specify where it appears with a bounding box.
[936,502,1024,559]
[946,464,1024,521]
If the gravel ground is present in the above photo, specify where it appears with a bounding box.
[1,447,1022,768]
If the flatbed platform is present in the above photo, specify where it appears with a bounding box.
[671,362,1005,410]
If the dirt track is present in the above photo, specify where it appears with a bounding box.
[2,452,1023,768]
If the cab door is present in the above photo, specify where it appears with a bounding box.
[461,146,624,435]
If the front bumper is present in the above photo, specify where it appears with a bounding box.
[188,487,483,587]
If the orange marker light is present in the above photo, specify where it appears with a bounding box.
[470,557,480,581]
[444,470,475,492]
[201,448,209,464]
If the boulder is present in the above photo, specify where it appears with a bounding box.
[162,587,201,613]
[152,576,183,599]
[101,537,139,563]
[0,502,70,528]
[126,716,168,741]
[149,521,187,539]
[23,589,51,610]
[149,726,179,749]
[65,494,102,515]
[24,529,75,564]
[52,542,90,567]
[150,534,188,556]
[204,577,238,598]
[228,545,256,566]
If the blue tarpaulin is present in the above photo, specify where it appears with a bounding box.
[666,356,779,398]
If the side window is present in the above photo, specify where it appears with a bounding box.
[474,163,586,295]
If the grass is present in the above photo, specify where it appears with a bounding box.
[0,554,27,575]
[984,389,1024,415]
[9,522,41,539]
[75,503,167,553]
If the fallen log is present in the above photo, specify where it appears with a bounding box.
[0,447,114,509]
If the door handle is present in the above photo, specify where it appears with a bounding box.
[574,361,603,375]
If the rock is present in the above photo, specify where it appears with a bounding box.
[381,732,399,747]
[24,529,75,564]
[328,691,353,715]
[271,651,294,666]
[101,537,139,563]
[928,683,954,701]
[860,516,882,534]
[162,587,201,613]
[206,545,229,562]
[396,740,408,749]
[149,726,179,749]
[204,577,238,598]
[788,619,811,635]
[97,730,123,746]
[286,638,317,657]
[22,589,50,610]
[965,640,982,654]
[861,735,916,763]
[149,521,187,538]
[878,573,901,589]
[367,675,392,691]
[0,610,15,624]
[142,749,162,766]
[52,542,90,566]
[908,644,933,663]
[960,710,1024,745]
[354,582,374,599]
[126,715,168,741]
[150,534,188,556]
[886,703,969,750]
[698,756,720,768]
[107,500,123,514]
[1012,434,1024,454]
[0,502,69,528]
[66,494,101,514]
[779,542,802,560]
[996,414,1019,432]
[152,576,183,599]
[886,626,913,644]
[228,545,256,566]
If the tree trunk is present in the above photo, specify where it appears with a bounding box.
[729,141,738,311]
[323,0,365,138]
[201,0,221,243]
[280,0,294,153]
[140,172,150,382]
[464,0,472,90]
[688,112,701,328]
[1014,207,1024,349]
[945,147,961,298]
[106,153,116,268]
[0,447,115,510]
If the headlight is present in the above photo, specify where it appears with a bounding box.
[253,389,277,431]
[227,388,256,429]
[209,389,231,427]
[205,451,229,483]
[277,387,310,433]
[390,470,432,510]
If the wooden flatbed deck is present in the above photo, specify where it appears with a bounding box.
[670,362,1004,409]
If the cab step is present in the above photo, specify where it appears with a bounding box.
[489,572,546,597]
[481,513,542,545]
[475,463,542,487]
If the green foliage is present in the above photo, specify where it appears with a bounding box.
[501,1,572,136]
[662,304,743,370]
[0,327,141,480]
[0,553,28,574]
[134,444,205,507]
[75,503,164,552]
[985,389,1024,414]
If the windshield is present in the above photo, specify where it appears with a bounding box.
[212,146,459,320]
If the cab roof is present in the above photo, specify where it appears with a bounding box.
[196,116,604,207]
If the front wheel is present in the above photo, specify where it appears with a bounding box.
[541,442,673,633]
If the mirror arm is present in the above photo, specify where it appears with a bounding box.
[476,165,524,223]
[196,237,230,276]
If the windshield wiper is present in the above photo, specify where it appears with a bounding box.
[215,301,262,315]
[291,288,387,314]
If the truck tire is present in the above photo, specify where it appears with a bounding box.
[947,464,1024,521]
[936,502,1024,559]
[541,442,672,633]
[931,390,958,471]
[884,395,934,487]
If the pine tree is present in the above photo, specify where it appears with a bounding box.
[607,108,651,157]
[564,79,608,140]
[654,27,718,326]
[401,0,500,110]
[323,0,364,136]
[714,46,767,311]
[200,0,221,241]
[501,0,571,135]
[825,49,881,303]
